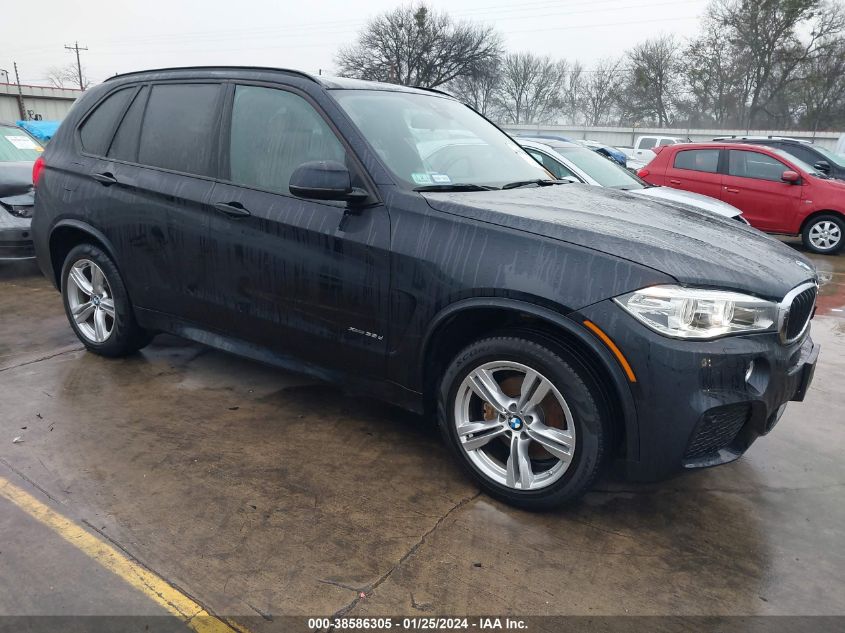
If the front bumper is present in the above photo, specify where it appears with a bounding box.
[0,207,34,260]
[578,299,819,481]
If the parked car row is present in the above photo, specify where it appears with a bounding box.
[638,142,845,254]
[517,137,748,222]
[28,67,820,509]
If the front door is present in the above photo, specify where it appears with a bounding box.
[721,149,804,232]
[205,83,391,376]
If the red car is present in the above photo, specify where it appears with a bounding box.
[639,142,845,254]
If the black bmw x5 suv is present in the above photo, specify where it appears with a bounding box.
[32,67,820,509]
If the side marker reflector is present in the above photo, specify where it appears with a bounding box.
[583,320,637,383]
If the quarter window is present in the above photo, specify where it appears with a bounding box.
[673,149,720,173]
[137,83,222,176]
[79,87,134,155]
[228,85,346,194]
[727,150,788,182]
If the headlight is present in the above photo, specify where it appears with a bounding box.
[614,285,778,340]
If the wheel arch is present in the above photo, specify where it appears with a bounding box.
[48,220,119,290]
[800,209,845,235]
[420,298,640,462]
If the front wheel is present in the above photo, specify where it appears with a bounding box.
[438,336,609,510]
[802,214,844,254]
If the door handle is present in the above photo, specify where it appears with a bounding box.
[213,201,251,217]
[669,179,681,185]
[724,187,740,194]
[91,172,118,186]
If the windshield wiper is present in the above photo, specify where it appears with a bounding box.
[413,183,498,192]
[501,179,573,190]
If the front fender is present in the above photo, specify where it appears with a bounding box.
[420,296,640,462]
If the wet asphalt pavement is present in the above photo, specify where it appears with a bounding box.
[0,242,843,631]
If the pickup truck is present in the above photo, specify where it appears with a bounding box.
[619,135,687,167]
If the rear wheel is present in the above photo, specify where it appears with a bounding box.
[438,336,608,510]
[61,244,153,357]
[802,214,844,254]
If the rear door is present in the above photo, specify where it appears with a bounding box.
[205,82,391,375]
[88,82,225,322]
[720,149,804,232]
[662,147,723,199]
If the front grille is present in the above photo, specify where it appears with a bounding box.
[783,285,817,342]
[684,404,751,460]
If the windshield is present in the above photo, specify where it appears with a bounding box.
[555,146,646,189]
[0,126,44,162]
[331,90,550,189]
[772,148,826,177]
[813,145,845,168]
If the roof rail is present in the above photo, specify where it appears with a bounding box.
[411,85,456,98]
[105,66,319,84]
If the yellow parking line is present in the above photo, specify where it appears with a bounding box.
[0,476,248,633]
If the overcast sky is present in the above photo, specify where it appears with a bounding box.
[4,0,710,87]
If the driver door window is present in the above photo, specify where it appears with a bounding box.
[228,85,346,194]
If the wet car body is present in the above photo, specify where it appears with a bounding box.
[31,68,819,504]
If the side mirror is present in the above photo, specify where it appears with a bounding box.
[781,170,801,184]
[813,160,831,173]
[289,160,368,204]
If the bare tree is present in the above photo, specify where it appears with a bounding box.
[496,53,568,124]
[579,58,625,126]
[795,34,845,131]
[709,0,845,127]
[447,58,502,118]
[560,60,585,124]
[46,63,92,89]
[622,35,681,126]
[335,3,502,88]
[680,23,743,126]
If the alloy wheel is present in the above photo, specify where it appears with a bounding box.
[453,361,576,491]
[66,259,116,343]
[809,220,842,251]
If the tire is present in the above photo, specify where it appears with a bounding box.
[438,336,608,510]
[802,214,844,255]
[61,243,153,357]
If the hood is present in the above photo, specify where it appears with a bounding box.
[0,161,35,199]
[630,186,741,219]
[422,184,816,300]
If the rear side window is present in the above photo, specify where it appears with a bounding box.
[638,137,657,150]
[79,88,134,155]
[673,149,720,173]
[228,85,346,194]
[137,83,222,176]
[728,150,788,182]
[108,86,149,162]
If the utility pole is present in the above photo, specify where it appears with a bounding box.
[13,62,25,120]
[64,41,88,89]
